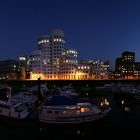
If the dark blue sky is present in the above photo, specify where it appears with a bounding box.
[0,0,140,69]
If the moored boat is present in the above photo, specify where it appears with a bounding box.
[0,86,29,119]
[39,95,111,124]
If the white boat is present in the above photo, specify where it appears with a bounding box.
[0,100,29,119]
[39,95,111,124]
[11,91,38,111]
[28,83,49,96]
[60,84,79,97]
[50,84,79,97]
[0,86,29,119]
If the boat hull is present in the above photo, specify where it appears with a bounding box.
[39,108,110,124]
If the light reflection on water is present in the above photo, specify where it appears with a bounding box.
[38,93,140,139]
[0,91,139,139]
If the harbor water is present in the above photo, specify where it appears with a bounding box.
[0,80,140,139]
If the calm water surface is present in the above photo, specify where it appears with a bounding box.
[0,93,139,139]
[0,80,140,139]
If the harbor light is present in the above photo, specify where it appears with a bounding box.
[121,100,124,105]
[77,130,80,135]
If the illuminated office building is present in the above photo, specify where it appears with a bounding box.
[79,59,110,79]
[0,60,21,80]
[115,51,135,79]
[60,49,78,79]
[30,29,78,80]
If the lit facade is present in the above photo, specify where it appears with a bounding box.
[29,29,78,80]
[134,62,140,78]
[29,29,111,80]
[37,30,65,79]
[114,51,136,79]
[76,64,90,80]
[60,49,78,80]
[18,55,30,79]
[79,60,110,79]
[0,60,21,80]
[30,50,45,80]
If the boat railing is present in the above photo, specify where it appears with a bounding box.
[40,112,105,123]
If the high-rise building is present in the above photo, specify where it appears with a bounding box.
[115,51,135,79]
[114,57,123,79]
[30,50,45,80]
[37,29,65,79]
[60,49,78,79]
[79,59,110,79]
[134,62,140,78]
[0,60,21,80]
[30,29,78,80]
[18,55,30,79]
[29,29,111,80]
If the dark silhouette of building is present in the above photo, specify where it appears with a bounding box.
[0,60,21,80]
[18,55,30,79]
[134,62,140,79]
[114,51,140,79]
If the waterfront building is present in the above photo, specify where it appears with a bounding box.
[37,29,65,80]
[29,29,111,80]
[29,29,78,80]
[114,51,136,79]
[60,49,78,80]
[79,59,110,80]
[76,64,90,80]
[0,60,21,80]
[30,50,45,80]
[134,62,140,79]
[18,55,30,79]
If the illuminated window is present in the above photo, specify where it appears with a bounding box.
[63,111,67,115]
[19,57,26,61]
[80,107,90,112]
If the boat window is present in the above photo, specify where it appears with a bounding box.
[77,110,80,115]
[0,104,10,109]
[80,107,90,112]
[47,110,52,114]
[55,111,59,115]
[63,111,67,115]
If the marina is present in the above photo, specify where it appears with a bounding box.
[39,95,110,124]
[0,80,139,139]
[1,0,140,139]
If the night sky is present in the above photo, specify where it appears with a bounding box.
[0,0,140,69]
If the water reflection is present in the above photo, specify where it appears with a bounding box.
[36,93,139,138]
[114,94,135,113]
